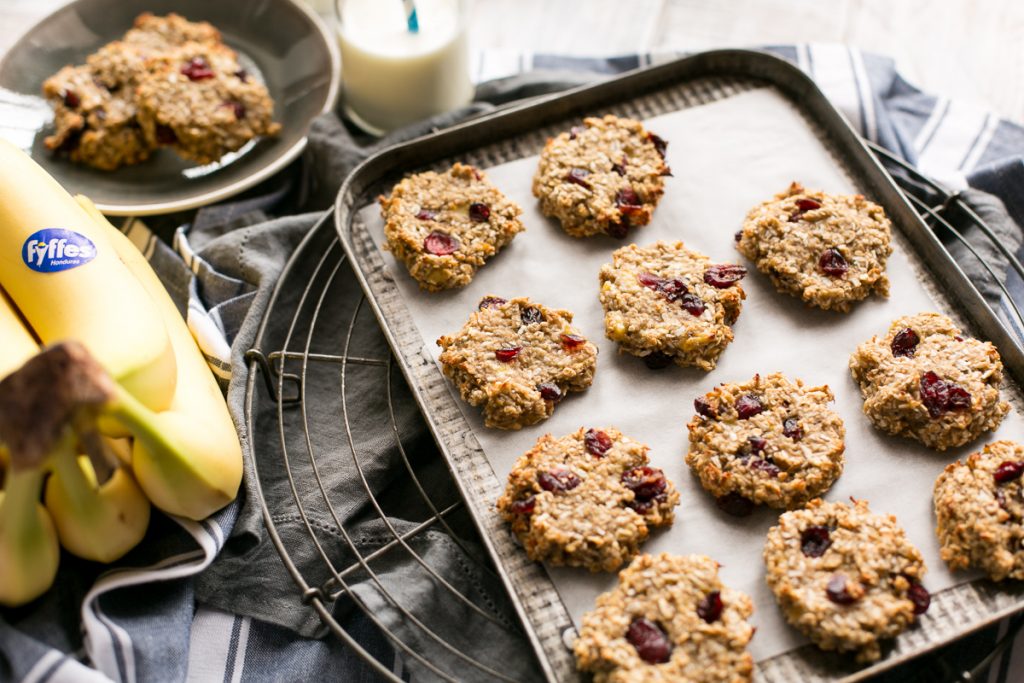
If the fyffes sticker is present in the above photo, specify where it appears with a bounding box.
[22,228,97,273]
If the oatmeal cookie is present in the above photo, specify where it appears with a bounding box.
[497,428,679,571]
[763,498,930,663]
[736,182,892,311]
[599,241,746,371]
[574,553,755,682]
[532,115,669,238]
[42,65,150,170]
[379,163,525,291]
[685,373,845,510]
[849,312,1008,450]
[135,41,281,165]
[437,296,597,429]
[934,440,1024,581]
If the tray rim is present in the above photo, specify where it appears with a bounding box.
[331,47,1024,682]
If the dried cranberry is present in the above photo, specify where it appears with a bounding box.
[584,429,613,457]
[919,371,972,418]
[537,383,562,402]
[180,56,215,80]
[638,273,688,302]
[908,582,930,615]
[735,394,765,420]
[611,159,627,176]
[826,573,858,605]
[800,526,832,557]
[415,209,438,221]
[622,466,667,507]
[796,198,822,212]
[704,264,748,289]
[478,296,506,310]
[818,248,848,277]
[565,168,591,189]
[694,396,718,419]
[994,461,1024,484]
[734,230,744,243]
[468,202,490,222]
[569,126,581,140]
[61,89,80,108]
[626,618,672,664]
[223,101,245,119]
[494,345,521,362]
[716,492,754,517]
[607,219,629,239]
[616,188,642,212]
[538,467,580,493]
[560,334,586,351]
[156,124,177,144]
[647,132,668,158]
[643,352,674,369]
[510,496,535,514]
[696,591,723,623]
[745,436,767,455]
[520,307,544,324]
[747,457,781,478]
[891,328,920,358]
[234,69,249,82]
[680,293,706,316]
[423,231,459,255]
[782,417,804,441]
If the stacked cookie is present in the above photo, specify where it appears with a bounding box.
[42,13,280,170]
[376,113,1019,679]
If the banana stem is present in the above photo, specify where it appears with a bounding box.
[50,432,94,512]
[1,467,45,540]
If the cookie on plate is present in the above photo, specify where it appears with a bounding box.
[42,65,151,170]
[763,498,930,663]
[437,296,597,429]
[686,373,845,511]
[134,41,281,165]
[379,163,525,291]
[599,241,746,371]
[497,428,679,571]
[532,115,669,239]
[736,182,892,312]
[934,440,1024,581]
[574,553,755,682]
[849,312,1008,450]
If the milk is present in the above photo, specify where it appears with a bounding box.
[337,0,474,134]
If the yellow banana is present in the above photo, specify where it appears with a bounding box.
[76,197,242,520]
[0,286,38,378]
[44,437,150,563]
[0,468,60,606]
[0,140,176,414]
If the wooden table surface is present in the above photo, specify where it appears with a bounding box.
[3,0,1021,124]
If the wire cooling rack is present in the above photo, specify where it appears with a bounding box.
[242,145,1024,681]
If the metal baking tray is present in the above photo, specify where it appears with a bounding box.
[332,49,1024,682]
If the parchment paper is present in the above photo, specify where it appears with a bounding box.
[358,87,1024,661]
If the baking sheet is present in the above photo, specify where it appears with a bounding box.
[357,87,1024,662]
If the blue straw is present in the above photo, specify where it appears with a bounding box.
[402,0,419,33]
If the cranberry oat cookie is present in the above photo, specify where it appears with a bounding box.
[379,163,525,291]
[763,499,930,663]
[934,440,1024,581]
[849,312,1008,450]
[532,115,669,239]
[686,373,845,510]
[497,428,679,571]
[436,296,597,430]
[736,182,892,312]
[574,553,755,682]
[599,241,746,371]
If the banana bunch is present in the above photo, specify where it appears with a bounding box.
[0,140,243,607]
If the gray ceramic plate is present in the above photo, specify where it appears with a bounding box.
[0,0,340,215]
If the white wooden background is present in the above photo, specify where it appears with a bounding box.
[3,0,1022,124]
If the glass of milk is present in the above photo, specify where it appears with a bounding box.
[335,0,474,135]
